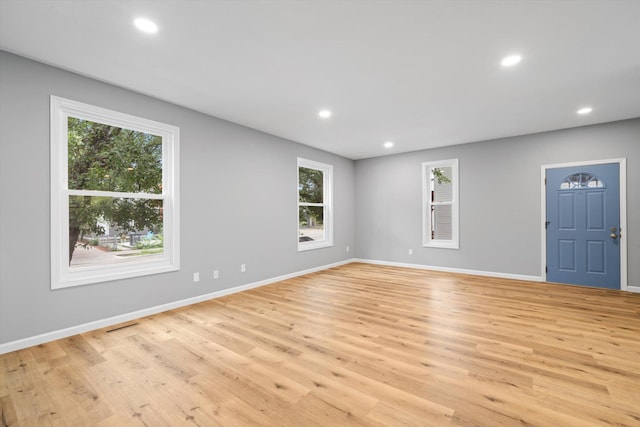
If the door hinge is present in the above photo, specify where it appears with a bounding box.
[545,266,548,273]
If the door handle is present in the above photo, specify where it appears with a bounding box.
[610,227,618,239]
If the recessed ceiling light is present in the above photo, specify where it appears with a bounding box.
[577,107,593,115]
[501,54,522,67]
[134,17,158,34]
[318,110,332,119]
[384,141,394,148]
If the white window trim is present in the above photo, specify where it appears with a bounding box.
[297,158,333,251]
[50,96,180,289]
[422,158,459,249]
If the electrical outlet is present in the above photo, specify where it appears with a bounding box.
[240,264,246,273]
[346,246,350,252]
[408,249,413,255]
[213,270,219,279]
[193,272,200,282]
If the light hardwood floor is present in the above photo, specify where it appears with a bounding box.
[2,263,640,426]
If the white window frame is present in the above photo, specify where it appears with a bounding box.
[422,158,459,249]
[50,96,180,289]
[297,158,333,251]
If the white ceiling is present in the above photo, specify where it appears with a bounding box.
[1,0,639,159]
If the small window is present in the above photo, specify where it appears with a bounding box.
[423,159,459,249]
[51,96,180,289]
[298,158,333,251]
[559,172,605,189]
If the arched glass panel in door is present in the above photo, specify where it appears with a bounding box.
[559,172,605,189]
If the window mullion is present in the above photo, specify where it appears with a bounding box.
[68,189,165,200]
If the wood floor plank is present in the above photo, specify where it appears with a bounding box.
[2,262,640,426]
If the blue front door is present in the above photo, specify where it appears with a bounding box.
[546,163,620,289]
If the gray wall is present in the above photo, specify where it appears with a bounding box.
[355,119,640,285]
[0,51,355,344]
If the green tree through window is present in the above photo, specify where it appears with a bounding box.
[67,118,164,263]
[297,158,333,250]
[298,166,324,234]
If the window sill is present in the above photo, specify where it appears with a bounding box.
[423,242,459,250]
[53,261,179,289]
[298,241,333,252]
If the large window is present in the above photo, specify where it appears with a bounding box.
[298,158,333,251]
[51,96,179,289]
[423,159,459,249]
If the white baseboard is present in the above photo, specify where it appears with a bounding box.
[353,258,544,282]
[627,286,640,293]
[0,259,355,355]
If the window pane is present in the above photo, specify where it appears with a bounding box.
[299,205,325,242]
[431,204,452,240]
[68,117,163,194]
[69,196,164,269]
[298,167,324,203]
[559,172,605,189]
[432,166,453,202]
[423,159,458,249]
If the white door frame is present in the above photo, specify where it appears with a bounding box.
[540,158,630,291]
